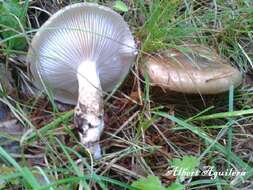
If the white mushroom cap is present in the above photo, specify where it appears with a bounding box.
[27,3,136,105]
[141,45,242,94]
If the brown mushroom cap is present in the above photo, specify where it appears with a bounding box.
[141,45,242,94]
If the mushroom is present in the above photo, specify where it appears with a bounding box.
[141,45,242,94]
[27,3,136,158]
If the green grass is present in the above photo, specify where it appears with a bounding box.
[0,0,253,189]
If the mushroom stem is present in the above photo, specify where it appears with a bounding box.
[75,61,104,159]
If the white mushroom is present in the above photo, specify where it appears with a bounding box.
[141,45,242,94]
[27,3,136,158]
